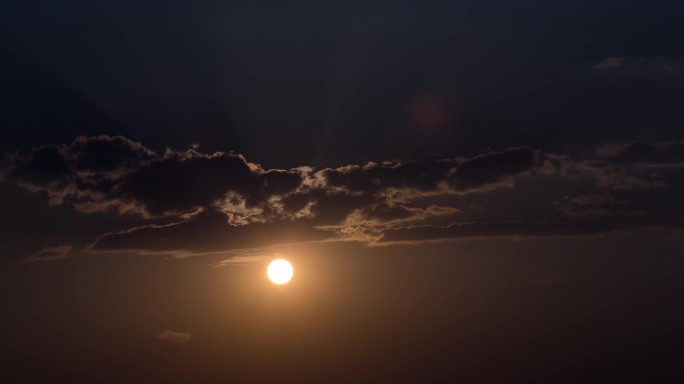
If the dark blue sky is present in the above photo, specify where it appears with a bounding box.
[3,0,683,166]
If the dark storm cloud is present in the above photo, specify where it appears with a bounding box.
[3,136,684,257]
[3,136,154,183]
[1,136,304,217]
[118,152,300,216]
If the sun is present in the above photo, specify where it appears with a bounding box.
[267,259,293,285]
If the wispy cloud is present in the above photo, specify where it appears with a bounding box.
[214,252,283,267]
[156,330,191,344]
[593,57,623,70]
[593,56,681,76]
[20,245,73,264]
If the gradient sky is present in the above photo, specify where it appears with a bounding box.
[2,1,684,382]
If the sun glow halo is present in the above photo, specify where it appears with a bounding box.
[267,259,293,285]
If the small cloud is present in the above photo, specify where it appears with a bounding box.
[20,245,72,264]
[594,57,623,70]
[156,329,191,344]
[592,56,681,76]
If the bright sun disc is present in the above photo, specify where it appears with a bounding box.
[267,259,293,285]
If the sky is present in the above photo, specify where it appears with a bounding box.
[1,1,684,382]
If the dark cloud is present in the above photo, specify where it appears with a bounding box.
[91,210,333,254]
[281,189,377,225]
[319,146,540,196]
[376,221,619,245]
[120,153,254,215]
[554,194,635,219]
[3,136,154,184]
[566,141,684,191]
[319,159,455,193]
[451,147,539,190]
[1,136,304,217]
[3,137,684,257]
[577,161,668,190]
[598,141,684,166]
[67,135,157,172]
[542,141,684,190]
